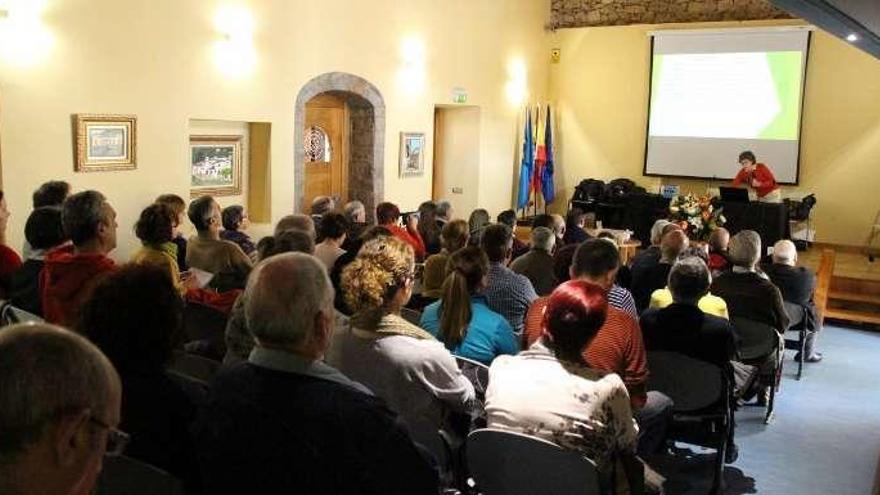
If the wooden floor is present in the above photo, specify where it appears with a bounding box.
[799,245,880,282]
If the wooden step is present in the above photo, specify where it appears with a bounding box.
[828,290,880,306]
[824,307,880,325]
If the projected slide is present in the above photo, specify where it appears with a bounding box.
[644,29,810,184]
[650,52,802,140]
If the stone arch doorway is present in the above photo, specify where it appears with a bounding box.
[294,72,385,217]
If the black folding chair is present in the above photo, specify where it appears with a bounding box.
[94,455,185,495]
[648,351,733,495]
[783,301,808,380]
[731,317,783,424]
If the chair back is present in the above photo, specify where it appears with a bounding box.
[169,351,220,384]
[0,300,43,327]
[731,316,779,361]
[467,428,601,495]
[647,351,725,412]
[94,455,185,495]
[783,301,807,330]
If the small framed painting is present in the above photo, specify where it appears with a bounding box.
[190,135,243,197]
[73,114,137,172]
[399,132,425,178]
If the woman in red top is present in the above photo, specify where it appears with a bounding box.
[376,202,426,260]
[0,191,23,298]
[732,150,781,203]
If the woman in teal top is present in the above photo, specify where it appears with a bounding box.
[420,246,519,365]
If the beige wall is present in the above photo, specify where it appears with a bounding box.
[433,106,481,217]
[549,21,880,246]
[0,0,550,259]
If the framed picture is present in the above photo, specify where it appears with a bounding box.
[189,135,243,197]
[73,114,137,172]
[399,132,425,178]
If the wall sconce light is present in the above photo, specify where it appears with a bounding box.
[212,5,256,77]
[0,0,53,68]
[397,36,426,95]
[505,57,528,106]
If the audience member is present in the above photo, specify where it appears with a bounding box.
[629,219,671,272]
[41,190,117,326]
[275,213,316,239]
[341,200,367,251]
[421,246,519,365]
[711,230,789,332]
[155,193,189,272]
[223,229,316,366]
[648,246,729,318]
[131,203,192,295]
[0,324,122,495]
[525,239,648,408]
[310,195,335,217]
[708,227,731,275]
[421,219,469,300]
[467,208,491,247]
[496,209,529,259]
[220,205,256,259]
[641,257,738,368]
[598,231,632,289]
[0,191,22,299]
[631,229,688,313]
[196,253,438,494]
[486,281,642,489]
[552,242,579,283]
[551,213,566,245]
[330,225,393,314]
[329,236,474,441]
[10,207,66,316]
[531,213,554,231]
[436,200,453,227]
[763,239,822,362]
[510,226,557,295]
[186,196,253,290]
[481,223,538,335]
[32,180,71,209]
[417,200,442,255]
[78,264,204,493]
[376,201,426,260]
[313,211,349,269]
[563,208,590,245]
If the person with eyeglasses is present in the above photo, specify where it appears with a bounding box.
[0,323,124,495]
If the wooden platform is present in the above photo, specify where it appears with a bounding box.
[806,248,880,328]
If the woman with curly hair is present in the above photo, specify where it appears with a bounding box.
[131,202,193,295]
[326,236,474,438]
[420,246,518,365]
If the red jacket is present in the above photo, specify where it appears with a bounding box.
[0,244,22,299]
[41,245,116,328]
[732,163,778,198]
[385,224,427,260]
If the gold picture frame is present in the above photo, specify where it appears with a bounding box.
[189,135,243,198]
[399,132,425,178]
[73,114,137,172]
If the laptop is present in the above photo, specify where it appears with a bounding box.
[719,186,750,203]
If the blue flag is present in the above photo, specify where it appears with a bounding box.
[541,106,555,203]
[517,107,534,210]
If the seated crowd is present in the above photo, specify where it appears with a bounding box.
[0,182,824,495]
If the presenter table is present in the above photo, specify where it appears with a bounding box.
[720,201,789,257]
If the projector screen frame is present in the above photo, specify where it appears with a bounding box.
[641,28,813,186]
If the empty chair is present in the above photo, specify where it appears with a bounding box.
[647,351,733,495]
[467,428,601,495]
[94,455,185,495]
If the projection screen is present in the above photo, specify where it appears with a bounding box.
[644,28,811,184]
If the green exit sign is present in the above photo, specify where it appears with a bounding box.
[452,87,468,104]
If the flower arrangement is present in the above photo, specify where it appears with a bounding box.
[668,193,726,241]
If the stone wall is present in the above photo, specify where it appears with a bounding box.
[550,0,793,29]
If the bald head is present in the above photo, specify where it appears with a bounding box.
[0,324,120,494]
[660,229,689,263]
[274,214,316,240]
[772,239,797,266]
[244,253,334,352]
[551,214,566,239]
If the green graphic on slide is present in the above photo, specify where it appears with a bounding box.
[760,51,803,140]
[651,54,664,103]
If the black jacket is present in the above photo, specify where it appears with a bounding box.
[9,259,43,316]
[640,303,738,368]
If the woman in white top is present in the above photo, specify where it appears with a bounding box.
[326,236,475,438]
[485,280,639,487]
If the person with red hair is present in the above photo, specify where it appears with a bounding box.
[485,280,639,487]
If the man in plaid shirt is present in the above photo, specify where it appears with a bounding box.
[481,224,538,335]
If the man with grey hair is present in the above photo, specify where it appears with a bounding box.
[0,324,123,495]
[550,213,566,245]
[510,226,557,296]
[310,195,336,217]
[196,253,438,494]
[342,200,368,252]
[764,239,822,362]
[712,230,789,332]
[186,195,253,290]
[632,229,689,313]
[435,200,453,226]
[274,213,316,240]
[41,190,117,326]
[629,219,678,280]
